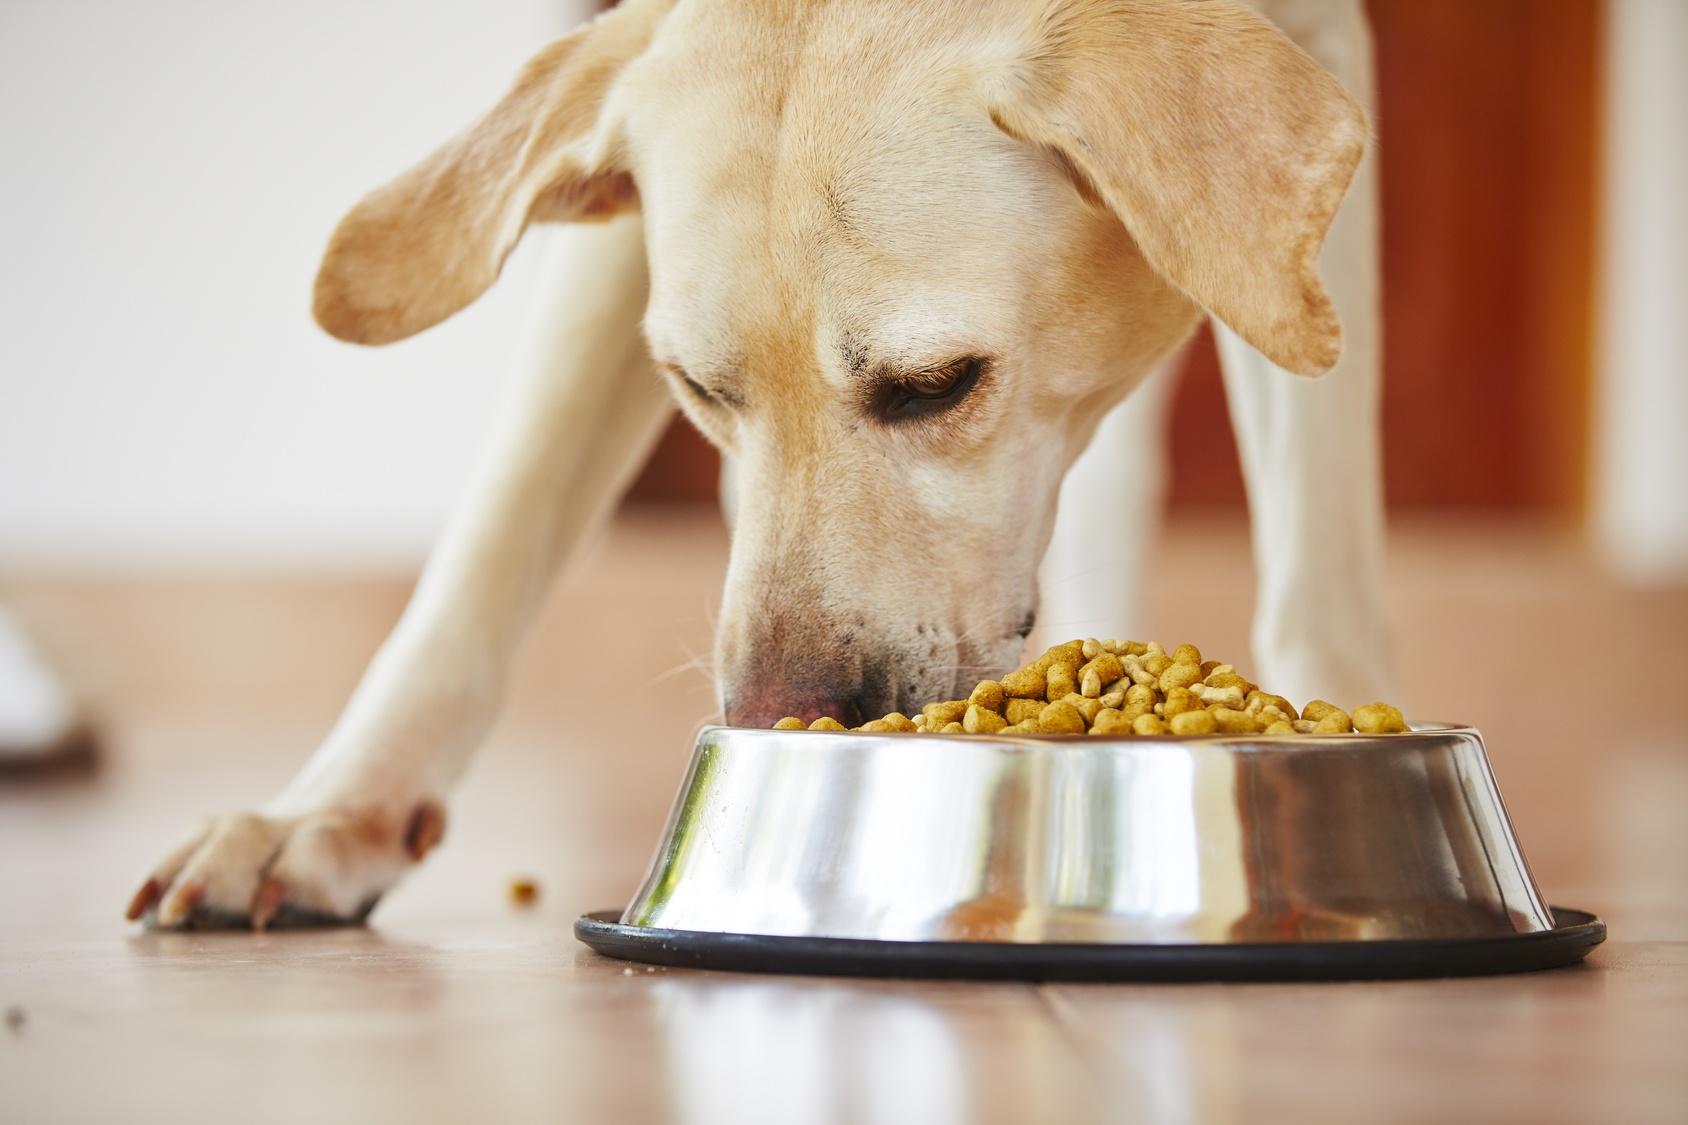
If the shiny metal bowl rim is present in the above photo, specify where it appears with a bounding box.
[712,720,1467,746]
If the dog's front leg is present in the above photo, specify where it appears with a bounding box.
[1219,0,1399,708]
[127,216,672,928]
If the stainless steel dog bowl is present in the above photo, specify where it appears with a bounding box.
[576,725,1602,980]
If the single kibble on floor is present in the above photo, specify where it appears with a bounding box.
[508,878,539,907]
[762,638,1409,739]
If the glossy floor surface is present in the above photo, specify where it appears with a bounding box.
[3,510,1686,1124]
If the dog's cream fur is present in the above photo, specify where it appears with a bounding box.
[129,0,1392,929]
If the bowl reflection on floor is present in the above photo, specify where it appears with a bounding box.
[622,725,1553,944]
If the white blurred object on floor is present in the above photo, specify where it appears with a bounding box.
[0,608,80,762]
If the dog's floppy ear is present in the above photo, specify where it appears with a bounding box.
[992,0,1366,375]
[313,0,672,345]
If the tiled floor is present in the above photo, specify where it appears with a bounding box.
[2,508,1685,1123]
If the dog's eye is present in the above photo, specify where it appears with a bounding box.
[663,363,720,407]
[874,357,988,422]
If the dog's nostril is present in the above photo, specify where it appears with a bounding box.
[1017,609,1036,639]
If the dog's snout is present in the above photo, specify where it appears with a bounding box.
[725,691,864,731]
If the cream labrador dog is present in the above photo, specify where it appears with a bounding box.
[128,0,1393,929]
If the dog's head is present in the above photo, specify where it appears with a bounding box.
[314,0,1365,727]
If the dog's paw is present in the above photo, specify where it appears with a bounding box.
[124,800,446,931]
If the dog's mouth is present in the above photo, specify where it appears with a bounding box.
[719,613,1033,730]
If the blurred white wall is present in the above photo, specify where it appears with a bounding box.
[1595,0,1688,580]
[0,0,596,571]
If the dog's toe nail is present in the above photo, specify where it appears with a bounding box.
[250,876,286,932]
[125,878,162,922]
[403,801,446,861]
[157,881,204,927]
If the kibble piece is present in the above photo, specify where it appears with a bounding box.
[1038,700,1087,734]
[1205,671,1254,693]
[881,712,918,732]
[1004,698,1044,726]
[1082,637,1107,660]
[1098,685,1126,709]
[940,721,965,734]
[809,716,847,731]
[1046,663,1078,701]
[1170,709,1219,735]
[1042,641,1085,671]
[859,719,894,732]
[1132,713,1170,735]
[968,680,1006,712]
[1264,720,1296,735]
[1312,711,1354,733]
[1245,691,1299,721]
[1091,708,1133,735]
[1061,693,1103,723]
[1121,655,1157,687]
[1191,682,1245,709]
[1159,661,1203,693]
[1142,652,1173,678]
[1118,640,1149,657]
[923,700,968,726]
[773,716,807,730]
[1301,700,1343,724]
[1200,660,1223,677]
[1353,702,1408,734]
[1162,686,1205,718]
[1209,707,1263,734]
[1001,667,1047,699]
[964,703,1008,734]
[1081,651,1123,684]
[1173,643,1203,666]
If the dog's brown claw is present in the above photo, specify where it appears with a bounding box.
[125,877,162,922]
[156,880,205,928]
[403,801,447,861]
[250,876,287,932]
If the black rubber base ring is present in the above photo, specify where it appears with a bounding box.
[575,907,1604,982]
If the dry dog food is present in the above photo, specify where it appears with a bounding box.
[772,639,1408,736]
